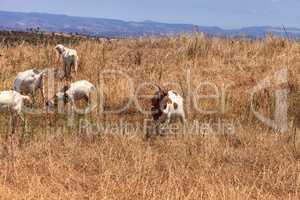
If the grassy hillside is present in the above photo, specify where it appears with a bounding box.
[0,33,299,199]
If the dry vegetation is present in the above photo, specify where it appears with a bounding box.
[0,33,299,199]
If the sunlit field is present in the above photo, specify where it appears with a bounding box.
[0,32,299,199]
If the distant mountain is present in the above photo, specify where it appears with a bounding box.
[0,10,300,38]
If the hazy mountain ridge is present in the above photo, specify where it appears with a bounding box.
[0,10,299,38]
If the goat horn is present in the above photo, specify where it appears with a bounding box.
[154,84,163,92]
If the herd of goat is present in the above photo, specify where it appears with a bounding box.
[0,44,186,134]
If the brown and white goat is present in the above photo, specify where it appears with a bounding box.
[151,85,186,125]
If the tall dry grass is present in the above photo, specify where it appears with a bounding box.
[0,33,299,199]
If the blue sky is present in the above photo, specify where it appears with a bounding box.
[1,0,299,28]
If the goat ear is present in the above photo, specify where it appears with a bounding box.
[62,85,70,93]
[159,90,167,99]
[33,69,40,74]
[53,94,59,101]
[55,47,62,55]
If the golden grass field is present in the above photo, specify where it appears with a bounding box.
[0,33,299,199]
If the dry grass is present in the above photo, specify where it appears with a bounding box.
[0,127,299,199]
[0,33,299,199]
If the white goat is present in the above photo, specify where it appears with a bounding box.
[0,90,31,122]
[55,44,79,79]
[151,86,186,124]
[13,69,46,103]
[46,80,96,113]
